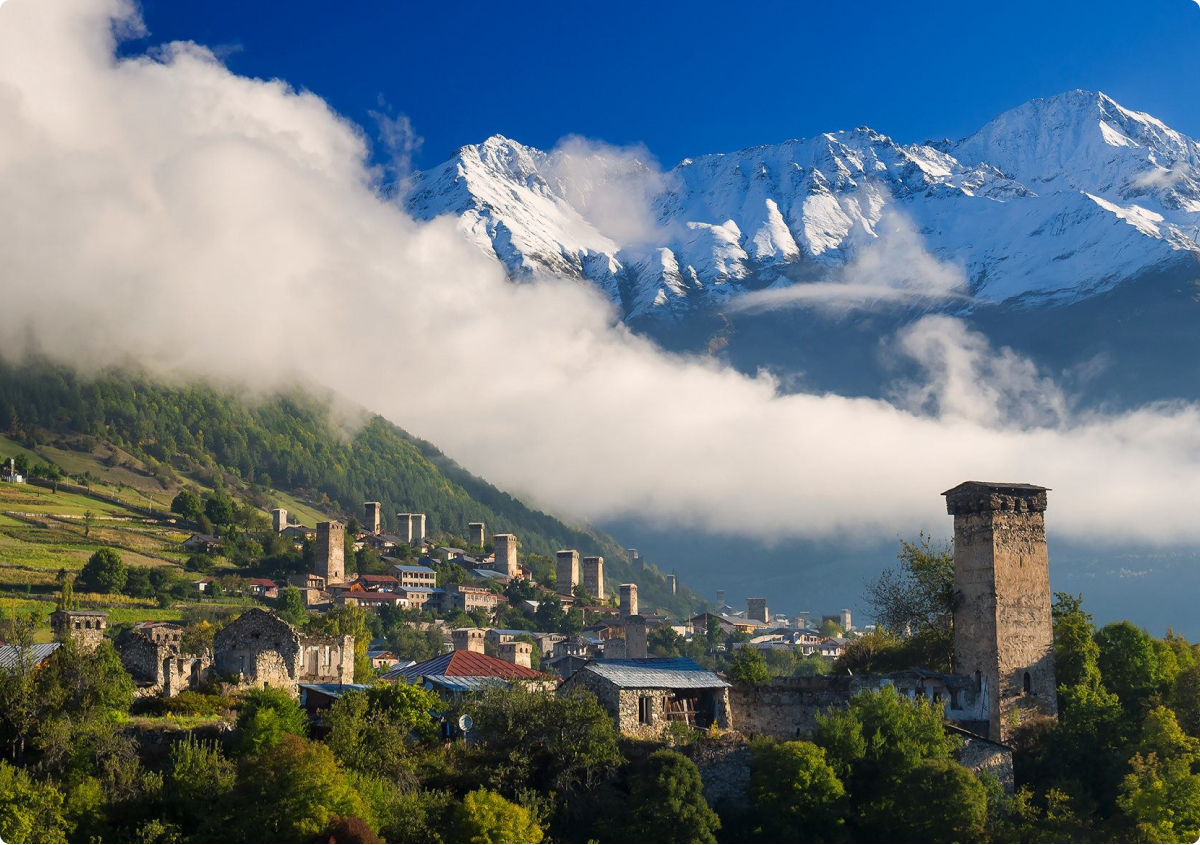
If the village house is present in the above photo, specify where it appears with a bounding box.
[380,649,555,696]
[396,585,442,609]
[560,657,732,739]
[442,584,502,615]
[248,578,279,599]
[182,533,221,554]
[389,563,437,589]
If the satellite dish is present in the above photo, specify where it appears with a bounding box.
[424,681,434,691]
[458,714,473,732]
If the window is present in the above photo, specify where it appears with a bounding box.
[638,696,653,725]
[1023,671,1032,694]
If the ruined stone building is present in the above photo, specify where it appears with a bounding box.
[211,608,354,694]
[117,623,209,698]
[944,481,1058,741]
[315,521,346,586]
[561,658,732,739]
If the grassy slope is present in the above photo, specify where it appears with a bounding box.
[0,363,704,618]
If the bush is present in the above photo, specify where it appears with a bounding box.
[79,548,127,594]
[451,789,543,844]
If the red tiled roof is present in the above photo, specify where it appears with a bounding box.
[249,578,276,587]
[398,649,545,680]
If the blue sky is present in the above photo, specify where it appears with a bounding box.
[129,0,1200,168]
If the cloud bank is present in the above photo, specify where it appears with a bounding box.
[4,0,1200,549]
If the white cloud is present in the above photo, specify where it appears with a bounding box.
[542,136,673,247]
[728,212,970,314]
[4,0,1200,552]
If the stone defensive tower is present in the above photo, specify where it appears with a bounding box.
[747,598,769,624]
[315,521,346,586]
[452,628,486,653]
[583,556,605,600]
[498,640,533,668]
[624,615,647,659]
[494,534,518,577]
[468,522,486,548]
[556,550,579,598]
[620,583,638,620]
[270,508,287,533]
[364,502,382,535]
[666,574,677,595]
[409,513,426,547]
[51,609,108,650]
[944,481,1058,742]
[716,590,725,607]
[840,609,852,631]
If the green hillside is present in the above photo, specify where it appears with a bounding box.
[0,360,700,616]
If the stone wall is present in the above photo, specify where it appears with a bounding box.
[688,739,752,810]
[729,671,986,740]
[958,733,1015,793]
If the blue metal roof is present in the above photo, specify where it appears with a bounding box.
[298,683,369,695]
[582,658,730,689]
[0,642,59,670]
[392,564,436,574]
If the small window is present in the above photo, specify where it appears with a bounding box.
[1023,671,1032,694]
[638,696,653,725]
[974,670,982,689]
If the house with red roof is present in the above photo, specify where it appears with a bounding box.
[380,649,558,695]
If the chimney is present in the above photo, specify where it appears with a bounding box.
[451,628,486,654]
[619,583,638,620]
[583,556,605,600]
[364,502,382,535]
[556,550,580,598]
[468,522,486,548]
[498,640,532,669]
[270,508,287,534]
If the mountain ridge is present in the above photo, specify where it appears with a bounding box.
[403,90,1200,319]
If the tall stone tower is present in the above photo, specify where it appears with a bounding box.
[468,522,486,548]
[409,513,426,547]
[583,556,605,600]
[270,508,287,534]
[494,534,518,577]
[364,502,382,535]
[316,520,346,586]
[620,583,638,620]
[943,481,1058,742]
[556,550,579,598]
[747,598,768,623]
[666,574,677,595]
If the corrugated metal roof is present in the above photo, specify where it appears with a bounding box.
[392,565,436,574]
[421,675,509,692]
[0,642,60,669]
[582,658,730,689]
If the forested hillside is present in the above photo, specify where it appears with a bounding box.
[0,361,699,616]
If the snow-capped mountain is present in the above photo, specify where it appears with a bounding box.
[403,91,1200,320]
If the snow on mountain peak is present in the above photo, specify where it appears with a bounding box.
[404,91,1200,319]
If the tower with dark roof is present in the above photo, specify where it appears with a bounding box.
[944,481,1058,741]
